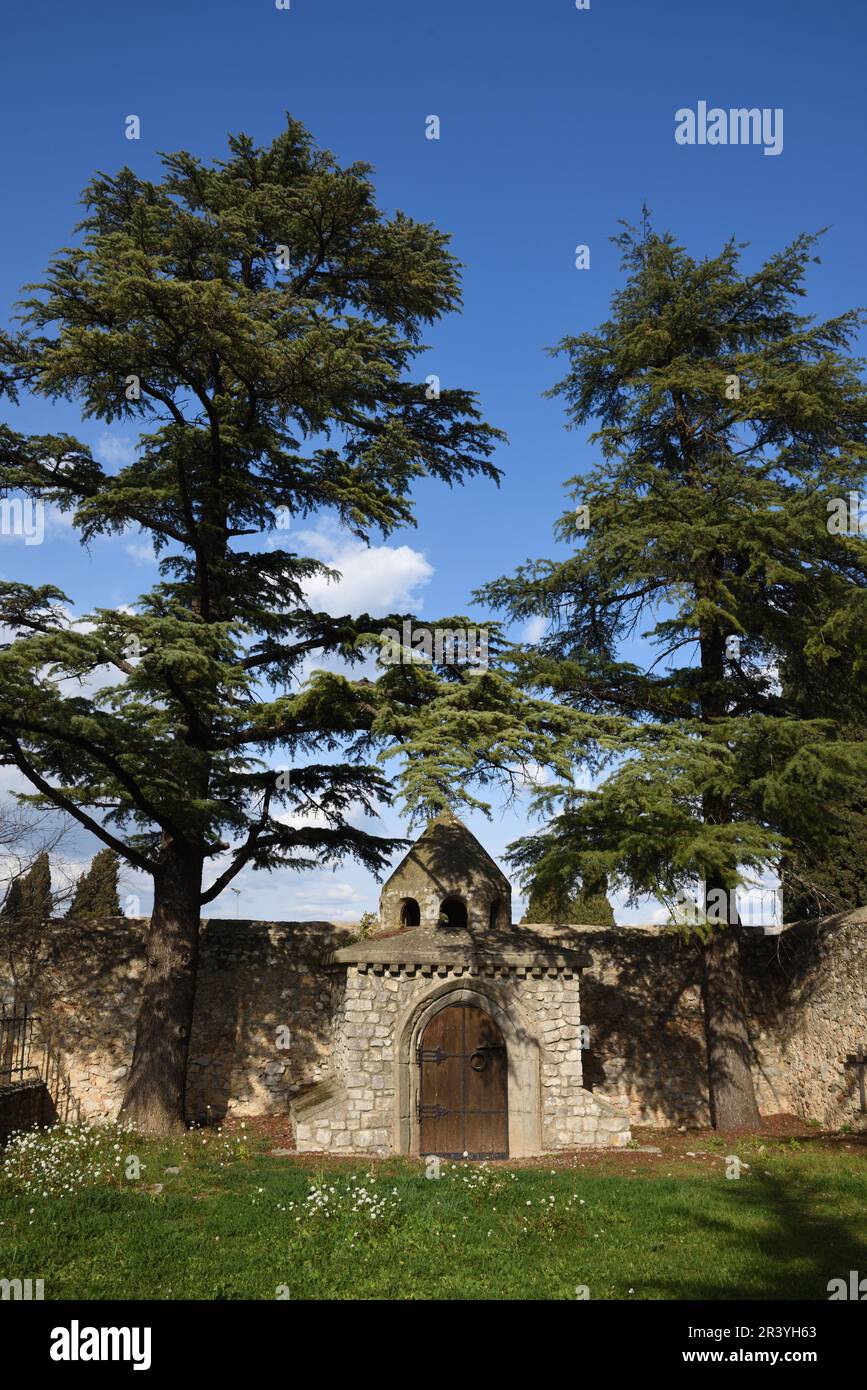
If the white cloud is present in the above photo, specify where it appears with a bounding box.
[288,880,364,922]
[0,500,72,549]
[523,614,548,643]
[125,540,157,565]
[516,761,553,790]
[294,520,433,616]
[273,806,332,831]
[97,432,139,469]
[200,860,371,923]
[0,764,32,799]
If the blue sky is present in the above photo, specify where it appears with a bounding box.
[1,0,865,922]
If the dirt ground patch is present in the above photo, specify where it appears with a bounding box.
[217,1111,867,1176]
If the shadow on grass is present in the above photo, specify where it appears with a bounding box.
[644,1168,867,1300]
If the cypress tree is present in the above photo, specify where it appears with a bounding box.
[0,877,24,923]
[780,807,867,919]
[522,873,615,926]
[776,640,867,918]
[27,852,52,923]
[0,853,53,1014]
[67,849,121,918]
[2,852,54,925]
[573,874,616,928]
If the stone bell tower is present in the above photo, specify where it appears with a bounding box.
[378,811,512,932]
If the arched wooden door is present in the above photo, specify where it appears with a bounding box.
[418,1003,508,1158]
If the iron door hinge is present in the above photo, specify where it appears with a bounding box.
[417,1102,448,1121]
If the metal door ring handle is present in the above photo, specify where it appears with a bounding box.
[469,1051,487,1071]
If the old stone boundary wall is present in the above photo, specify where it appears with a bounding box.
[2,909,865,1132]
[581,911,867,1128]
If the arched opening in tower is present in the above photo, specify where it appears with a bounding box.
[489,896,509,930]
[399,897,421,927]
[439,896,468,929]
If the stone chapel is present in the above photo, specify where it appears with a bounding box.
[290,811,632,1156]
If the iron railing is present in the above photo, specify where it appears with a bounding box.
[0,1005,81,1123]
[0,1005,37,1087]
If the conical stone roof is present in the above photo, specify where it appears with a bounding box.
[378,811,512,933]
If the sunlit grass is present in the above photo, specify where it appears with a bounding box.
[1,1126,865,1300]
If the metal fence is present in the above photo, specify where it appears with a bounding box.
[0,1006,81,1123]
[0,1006,37,1087]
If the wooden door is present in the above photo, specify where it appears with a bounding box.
[418,1004,508,1158]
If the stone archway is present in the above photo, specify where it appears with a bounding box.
[394,981,542,1158]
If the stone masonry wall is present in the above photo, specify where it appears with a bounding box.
[577,914,867,1128]
[1,911,864,1134]
[742,913,867,1130]
[1,918,351,1123]
[577,927,789,1126]
[185,919,352,1121]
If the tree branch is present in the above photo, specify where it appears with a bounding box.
[4,736,155,873]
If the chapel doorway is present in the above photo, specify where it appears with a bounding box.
[417,1003,508,1158]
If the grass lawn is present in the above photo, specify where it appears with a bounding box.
[1,1122,866,1300]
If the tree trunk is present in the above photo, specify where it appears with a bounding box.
[697,611,763,1132]
[701,920,762,1131]
[119,843,202,1135]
